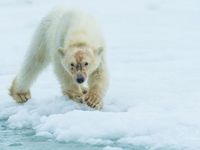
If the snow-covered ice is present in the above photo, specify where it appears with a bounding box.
[1,0,200,149]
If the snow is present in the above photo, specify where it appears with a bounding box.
[103,146,123,150]
[1,0,200,149]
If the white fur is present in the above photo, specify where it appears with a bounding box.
[9,8,108,109]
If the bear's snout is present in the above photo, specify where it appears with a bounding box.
[76,75,85,84]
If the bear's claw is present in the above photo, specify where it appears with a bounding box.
[10,91,31,103]
[64,90,84,103]
[9,79,31,103]
[84,91,103,110]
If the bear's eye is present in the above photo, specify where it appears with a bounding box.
[70,63,74,67]
[84,62,88,66]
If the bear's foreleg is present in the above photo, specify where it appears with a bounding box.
[53,62,86,103]
[9,23,50,103]
[85,64,108,110]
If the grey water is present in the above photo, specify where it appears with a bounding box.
[0,119,142,150]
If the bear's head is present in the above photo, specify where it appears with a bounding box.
[58,44,103,84]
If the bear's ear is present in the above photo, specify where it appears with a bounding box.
[95,47,104,56]
[58,47,65,57]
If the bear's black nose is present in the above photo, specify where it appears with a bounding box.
[76,77,85,84]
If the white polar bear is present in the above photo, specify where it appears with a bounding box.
[9,8,109,110]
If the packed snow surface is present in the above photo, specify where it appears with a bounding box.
[1,0,200,149]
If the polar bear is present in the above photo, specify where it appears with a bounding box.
[9,8,108,110]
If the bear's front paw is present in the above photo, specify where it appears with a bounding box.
[64,90,84,103]
[84,91,103,110]
[9,78,31,103]
[9,90,31,103]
